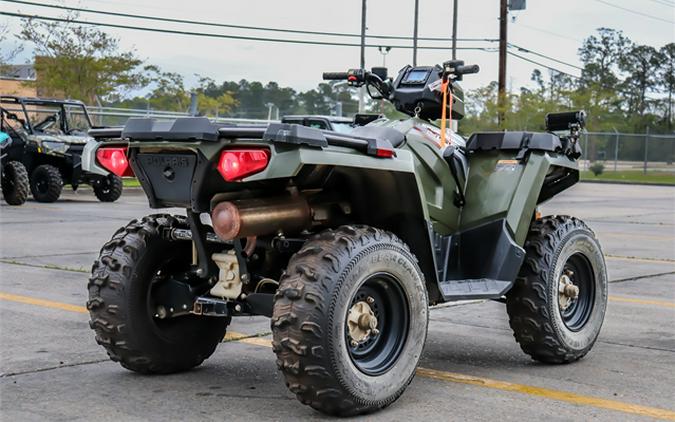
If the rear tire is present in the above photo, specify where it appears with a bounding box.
[87,214,230,374]
[30,164,62,203]
[506,216,607,363]
[1,161,29,205]
[93,174,123,202]
[272,226,428,416]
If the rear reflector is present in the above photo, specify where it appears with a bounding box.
[217,149,270,182]
[375,148,395,158]
[96,147,133,177]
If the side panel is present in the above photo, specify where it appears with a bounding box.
[460,151,578,245]
[405,139,461,234]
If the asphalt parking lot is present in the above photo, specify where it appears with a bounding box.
[1,182,674,421]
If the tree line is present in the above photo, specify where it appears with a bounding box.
[2,15,673,136]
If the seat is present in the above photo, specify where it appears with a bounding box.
[350,126,406,148]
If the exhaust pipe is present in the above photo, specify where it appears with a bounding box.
[211,196,312,241]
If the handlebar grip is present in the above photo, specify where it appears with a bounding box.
[322,72,350,80]
[456,64,480,75]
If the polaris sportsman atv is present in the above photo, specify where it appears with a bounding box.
[87,60,607,416]
[0,96,124,203]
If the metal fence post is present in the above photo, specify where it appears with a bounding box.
[613,129,619,172]
[643,127,650,175]
[583,132,589,170]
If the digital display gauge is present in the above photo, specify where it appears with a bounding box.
[401,68,432,85]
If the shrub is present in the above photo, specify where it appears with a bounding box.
[590,162,605,176]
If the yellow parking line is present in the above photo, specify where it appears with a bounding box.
[0,292,87,314]
[2,291,675,420]
[609,296,675,308]
[223,332,273,347]
[225,333,675,420]
[415,368,675,421]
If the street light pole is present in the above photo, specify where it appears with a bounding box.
[451,0,459,60]
[378,46,391,114]
[378,46,391,68]
[359,0,367,113]
[413,0,419,66]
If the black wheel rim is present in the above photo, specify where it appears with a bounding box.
[345,272,409,376]
[35,176,48,194]
[98,177,112,194]
[146,249,200,340]
[559,253,595,331]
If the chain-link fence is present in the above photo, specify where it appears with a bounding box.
[86,106,275,127]
[580,132,675,175]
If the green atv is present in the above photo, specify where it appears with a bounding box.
[0,96,124,203]
[87,61,607,416]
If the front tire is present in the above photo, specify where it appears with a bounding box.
[1,161,29,205]
[272,226,428,416]
[506,216,607,363]
[87,214,230,374]
[30,164,62,203]
[93,174,123,202]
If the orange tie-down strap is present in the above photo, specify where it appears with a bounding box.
[439,80,453,148]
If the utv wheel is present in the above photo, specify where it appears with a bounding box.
[87,214,230,374]
[93,174,123,202]
[1,161,29,205]
[506,216,607,364]
[30,164,63,203]
[272,226,428,416]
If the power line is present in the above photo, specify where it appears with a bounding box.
[645,0,675,7]
[0,11,499,51]
[0,0,496,43]
[508,43,584,71]
[514,23,582,43]
[507,51,581,80]
[2,10,590,82]
[3,0,588,77]
[592,0,674,24]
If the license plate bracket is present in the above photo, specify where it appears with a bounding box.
[136,153,196,205]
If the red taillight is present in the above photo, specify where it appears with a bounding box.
[96,147,133,177]
[217,149,270,182]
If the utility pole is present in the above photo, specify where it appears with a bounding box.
[451,0,459,60]
[413,0,419,66]
[498,0,508,128]
[358,0,367,113]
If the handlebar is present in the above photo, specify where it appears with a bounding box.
[322,72,350,80]
[455,64,480,75]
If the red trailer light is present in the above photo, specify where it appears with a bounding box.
[217,149,270,182]
[96,147,133,177]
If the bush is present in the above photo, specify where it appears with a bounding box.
[590,162,605,176]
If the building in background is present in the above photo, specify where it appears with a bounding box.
[0,64,37,96]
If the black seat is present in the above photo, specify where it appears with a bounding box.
[350,126,406,148]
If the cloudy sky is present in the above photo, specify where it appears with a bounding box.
[1,0,674,93]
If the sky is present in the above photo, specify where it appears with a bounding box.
[1,0,674,95]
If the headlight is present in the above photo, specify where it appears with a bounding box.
[41,140,69,154]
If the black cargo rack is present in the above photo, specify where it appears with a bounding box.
[89,118,396,158]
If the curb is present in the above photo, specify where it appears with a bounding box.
[579,180,675,187]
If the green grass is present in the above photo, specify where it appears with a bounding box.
[122,178,141,187]
[580,170,675,185]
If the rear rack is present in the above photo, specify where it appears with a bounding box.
[89,118,396,158]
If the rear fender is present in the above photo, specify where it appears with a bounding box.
[250,145,442,303]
